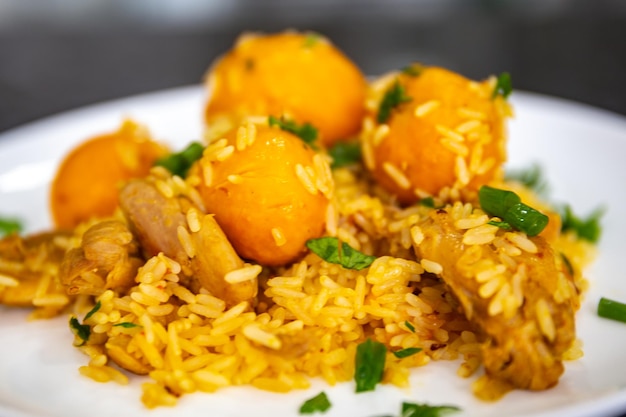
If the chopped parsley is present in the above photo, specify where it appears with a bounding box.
[303,32,322,48]
[487,220,513,231]
[299,391,332,414]
[401,64,423,77]
[68,301,101,345]
[0,217,22,237]
[377,81,412,124]
[505,163,547,195]
[69,317,90,345]
[560,204,604,243]
[392,347,422,359]
[113,322,141,329]
[84,301,101,320]
[401,402,461,417]
[154,142,205,178]
[354,338,387,392]
[306,237,376,270]
[328,141,362,169]
[268,115,318,148]
[404,321,415,333]
[492,72,512,99]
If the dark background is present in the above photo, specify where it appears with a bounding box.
[0,0,625,416]
[1,0,625,135]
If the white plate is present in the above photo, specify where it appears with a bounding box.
[0,86,625,417]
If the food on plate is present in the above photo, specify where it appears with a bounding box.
[361,65,510,204]
[196,120,332,266]
[0,31,598,411]
[203,31,366,146]
[50,120,169,229]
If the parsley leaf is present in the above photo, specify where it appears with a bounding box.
[0,217,22,237]
[561,204,604,243]
[487,220,513,230]
[401,402,461,417]
[392,347,422,359]
[154,142,205,178]
[328,141,362,169]
[401,64,423,77]
[306,237,376,270]
[268,115,318,147]
[299,391,332,414]
[84,301,101,321]
[505,163,548,195]
[354,338,387,392]
[377,81,412,124]
[69,317,91,345]
[113,322,141,328]
[492,72,512,99]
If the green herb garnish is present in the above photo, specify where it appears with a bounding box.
[299,391,332,414]
[561,204,604,243]
[306,237,375,270]
[303,32,322,48]
[419,197,436,208]
[598,297,626,324]
[505,163,547,195]
[377,81,412,124]
[560,252,574,276]
[479,186,549,237]
[487,220,513,231]
[69,317,91,345]
[392,347,422,359]
[492,72,512,99]
[404,321,415,333]
[0,217,22,237]
[84,301,101,321]
[401,401,461,417]
[354,338,387,393]
[269,115,318,147]
[154,142,205,178]
[328,141,362,169]
[113,322,141,328]
[401,64,423,77]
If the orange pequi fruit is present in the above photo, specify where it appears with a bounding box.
[195,120,332,266]
[204,31,366,147]
[362,65,512,204]
[50,119,169,229]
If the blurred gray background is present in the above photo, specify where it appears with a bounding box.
[0,0,625,134]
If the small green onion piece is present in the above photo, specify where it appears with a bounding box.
[113,322,141,328]
[69,317,90,344]
[598,297,626,323]
[487,220,513,231]
[299,391,332,414]
[479,186,549,237]
[404,321,416,333]
[354,338,387,392]
[84,301,101,321]
[479,186,520,217]
[561,204,604,243]
[419,197,436,208]
[505,202,549,237]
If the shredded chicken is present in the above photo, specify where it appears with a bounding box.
[118,178,257,307]
[413,208,576,394]
[60,220,143,296]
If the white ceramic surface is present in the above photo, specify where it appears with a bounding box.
[0,86,625,417]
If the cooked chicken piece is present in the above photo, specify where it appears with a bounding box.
[0,231,69,307]
[60,220,143,296]
[412,208,576,393]
[118,179,257,307]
